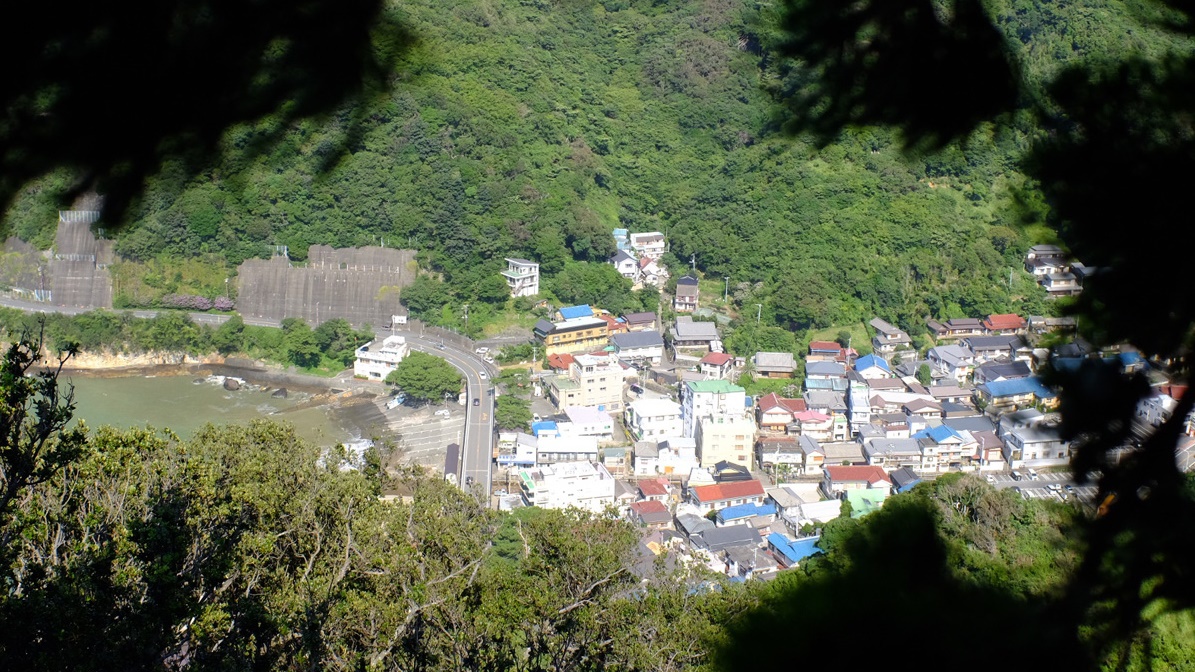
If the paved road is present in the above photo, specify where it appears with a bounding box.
[394,332,498,496]
[2,295,499,497]
[0,295,279,327]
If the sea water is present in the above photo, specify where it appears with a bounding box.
[64,374,357,445]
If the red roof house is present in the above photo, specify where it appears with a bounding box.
[688,479,766,511]
[822,465,893,496]
[982,313,1027,334]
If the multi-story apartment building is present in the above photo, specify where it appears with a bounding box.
[534,315,610,357]
[696,415,756,468]
[518,461,616,512]
[544,353,625,412]
[682,379,747,438]
[353,335,409,380]
[625,398,684,441]
[501,258,540,297]
[628,231,666,259]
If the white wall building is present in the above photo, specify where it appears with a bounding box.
[629,231,666,259]
[535,434,600,466]
[518,461,616,512]
[682,380,747,438]
[561,406,615,440]
[625,398,684,441]
[502,257,540,297]
[354,335,409,380]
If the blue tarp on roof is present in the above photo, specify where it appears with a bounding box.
[912,424,963,443]
[531,421,559,437]
[982,377,1056,399]
[767,533,822,566]
[855,354,891,373]
[716,503,776,525]
[560,305,594,319]
[1119,351,1144,367]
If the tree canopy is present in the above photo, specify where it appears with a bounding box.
[384,351,463,402]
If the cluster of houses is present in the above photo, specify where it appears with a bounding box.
[497,295,1195,581]
[1023,244,1100,297]
[610,229,670,290]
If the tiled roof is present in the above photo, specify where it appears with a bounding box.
[691,479,765,503]
[824,465,891,485]
[758,392,808,414]
[630,499,669,514]
[983,313,1026,331]
[700,352,734,366]
[809,340,841,352]
[546,353,576,370]
[638,479,669,497]
[754,351,797,370]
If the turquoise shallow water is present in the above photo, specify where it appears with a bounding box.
[64,374,356,445]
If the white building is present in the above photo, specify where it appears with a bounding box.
[502,257,540,297]
[354,335,409,380]
[682,379,747,438]
[561,406,615,440]
[535,434,600,466]
[625,398,684,441]
[629,231,666,259]
[518,461,616,512]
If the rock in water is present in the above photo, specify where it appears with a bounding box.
[224,378,241,391]
[271,388,288,399]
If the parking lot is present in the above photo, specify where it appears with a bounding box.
[987,471,1099,503]
[378,400,466,470]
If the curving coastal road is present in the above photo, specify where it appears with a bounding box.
[393,332,497,496]
[1,296,499,497]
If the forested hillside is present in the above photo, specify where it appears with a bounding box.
[4,0,1188,333]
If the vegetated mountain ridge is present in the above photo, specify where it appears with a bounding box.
[4,0,1187,332]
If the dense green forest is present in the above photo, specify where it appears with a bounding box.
[6,0,1189,338]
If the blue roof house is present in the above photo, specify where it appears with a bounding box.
[854,353,892,379]
[767,533,823,568]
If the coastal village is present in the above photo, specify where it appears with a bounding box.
[4,215,1188,582]
[371,233,1194,581]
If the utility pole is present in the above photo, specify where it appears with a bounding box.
[724,277,729,303]
[690,253,696,271]
[463,303,469,331]
[756,304,762,323]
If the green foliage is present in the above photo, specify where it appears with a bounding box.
[384,351,463,402]
[0,0,1085,342]
[494,395,532,431]
[916,363,932,386]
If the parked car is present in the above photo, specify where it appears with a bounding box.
[985,474,996,484]
[1011,471,1023,481]
[1028,468,1040,480]
[532,413,542,422]
[475,347,489,355]
[435,409,450,417]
